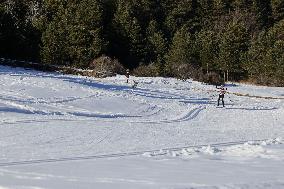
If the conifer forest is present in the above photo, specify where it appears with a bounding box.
[0,0,283,86]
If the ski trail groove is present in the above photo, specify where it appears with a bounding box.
[0,138,274,167]
[131,106,205,124]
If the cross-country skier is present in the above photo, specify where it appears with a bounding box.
[216,85,227,107]
[125,69,130,83]
[132,80,138,88]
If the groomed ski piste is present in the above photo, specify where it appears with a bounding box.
[0,65,283,189]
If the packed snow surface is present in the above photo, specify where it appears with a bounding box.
[0,65,283,188]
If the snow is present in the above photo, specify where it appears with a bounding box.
[0,65,283,188]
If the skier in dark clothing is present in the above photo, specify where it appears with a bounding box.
[216,85,227,107]
[125,69,130,83]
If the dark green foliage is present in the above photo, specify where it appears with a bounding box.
[146,20,167,75]
[217,16,250,78]
[111,0,146,68]
[0,0,283,86]
[198,0,214,28]
[110,0,166,69]
[232,0,253,10]
[165,26,200,79]
[41,0,105,67]
[252,0,273,29]
[272,0,284,22]
[0,0,41,61]
[163,0,201,35]
[244,19,284,86]
[212,0,232,19]
[196,30,218,74]
[166,27,194,68]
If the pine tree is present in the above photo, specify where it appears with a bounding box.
[41,2,69,65]
[252,0,273,29]
[196,30,218,74]
[66,0,105,67]
[163,0,201,36]
[0,3,8,56]
[41,1,67,65]
[198,0,214,28]
[41,0,105,67]
[0,0,40,60]
[165,26,198,78]
[112,0,146,68]
[271,0,284,22]
[146,20,167,74]
[243,19,284,86]
[232,0,253,11]
[212,0,232,18]
[217,18,250,81]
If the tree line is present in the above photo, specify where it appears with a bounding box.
[0,0,283,86]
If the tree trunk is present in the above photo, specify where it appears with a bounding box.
[206,63,209,74]
[226,70,229,82]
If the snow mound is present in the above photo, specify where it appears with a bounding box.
[222,143,272,159]
[143,138,284,160]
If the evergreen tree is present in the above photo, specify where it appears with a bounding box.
[163,0,201,36]
[217,17,250,81]
[41,0,105,67]
[0,0,40,60]
[0,3,9,56]
[165,26,198,77]
[232,0,252,11]
[271,0,284,22]
[198,0,214,28]
[66,0,105,67]
[41,2,68,65]
[0,0,283,85]
[112,0,147,68]
[196,30,218,74]
[212,0,232,18]
[244,19,284,85]
[252,0,273,29]
[146,20,167,74]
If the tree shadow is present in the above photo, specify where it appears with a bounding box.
[225,107,277,111]
[179,99,215,105]
[0,66,215,105]
[224,83,238,87]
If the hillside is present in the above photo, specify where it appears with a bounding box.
[0,65,283,189]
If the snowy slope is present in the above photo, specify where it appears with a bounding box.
[0,65,283,189]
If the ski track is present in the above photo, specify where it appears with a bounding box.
[0,77,208,124]
[129,106,206,124]
[0,66,283,167]
[0,138,279,167]
[0,105,205,125]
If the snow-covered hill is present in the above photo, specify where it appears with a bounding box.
[0,65,283,189]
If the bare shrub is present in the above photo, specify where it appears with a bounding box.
[202,72,223,85]
[166,63,203,81]
[132,64,160,77]
[89,55,125,78]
